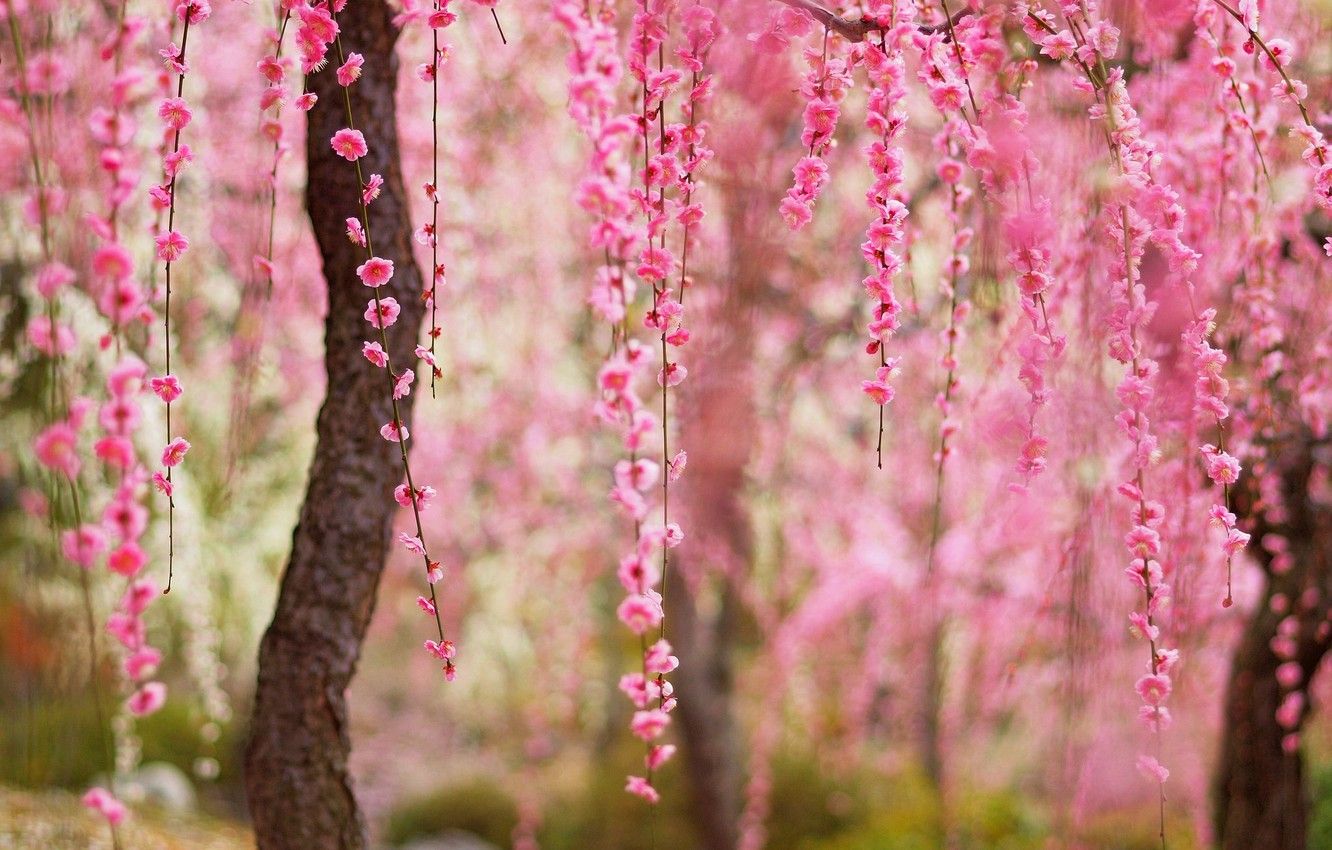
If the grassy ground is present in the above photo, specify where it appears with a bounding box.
[0,786,252,850]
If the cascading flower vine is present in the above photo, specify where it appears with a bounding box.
[151,0,211,593]
[408,0,456,396]
[857,4,914,468]
[313,0,458,680]
[1020,2,1234,840]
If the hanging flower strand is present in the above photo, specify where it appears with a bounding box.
[1210,0,1330,223]
[318,3,456,679]
[11,8,127,840]
[151,0,211,593]
[418,2,457,396]
[858,6,915,468]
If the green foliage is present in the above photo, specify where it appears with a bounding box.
[387,777,521,847]
[1309,760,1332,850]
[537,739,697,850]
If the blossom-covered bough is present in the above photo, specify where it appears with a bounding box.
[6,0,1332,846]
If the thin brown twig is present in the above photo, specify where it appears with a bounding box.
[770,0,967,43]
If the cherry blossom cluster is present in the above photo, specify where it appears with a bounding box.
[1212,0,1331,231]
[779,24,851,230]
[1021,0,1200,825]
[856,6,914,466]
[89,13,150,339]
[150,0,211,591]
[305,0,458,680]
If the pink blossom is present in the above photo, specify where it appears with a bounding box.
[357,256,395,288]
[161,437,191,467]
[157,97,192,131]
[625,776,659,804]
[1136,755,1169,784]
[127,682,167,717]
[363,341,387,367]
[616,593,663,635]
[108,542,148,577]
[646,744,676,770]
[630,708,670,741]
[331,128,368,162]
[380,421,409,442]
[82,787,127,826]
[151,374,183,403]
[1135,674,1172,707]
[35,423,80,478]
[125,647,163,680]
[155,230,189,262]
[336,52,364,87]
[425,639,456,660]
[365,297,401,328]
[61,525,107,569]
[347,217,366,246]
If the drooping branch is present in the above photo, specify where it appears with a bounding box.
[770,0,967,43]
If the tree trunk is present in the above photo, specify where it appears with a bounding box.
[1215,436,1332,850]
[244,7,422,848]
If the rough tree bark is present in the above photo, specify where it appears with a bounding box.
[1215,435,1332,850]
[244,7,424,848]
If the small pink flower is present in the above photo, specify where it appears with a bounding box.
[363,173,384,204]
[398,532,425,555]
[417,596,437,616]
[108,542,148,577]
[380,421,409,442]
[82,787,128,826]
[646,744,676,771]
[336,52,364,86]
[645,639,679,674]
[176,0,211,23]
[393,369,415,399]
[157,96,192,130]
[331,128,368,161]
[61,525,108,569]
[94,436,135,470]
[151,374,183,403]
[106,612,144,649]
[625,775,659,804]
[127,682,167,717]
[363,341,387,367]
[35,423,81,478]
[347,217,366,246]
[658,362,687,387]
[394,484,437,509]
[365,297,401,328]
[295,92,318,111]
[161,437,191,467]
[122,580,159,616]
[631,708,670,741]
[356,256,394,288]
[425,639,456,660]
[1136,754,1169,784]
[616,593,663,635]
[125,647,163,680]
[152,471,174,498]
[36,262,76,298]
[1135,673,1172,707]
[155,230,189,262]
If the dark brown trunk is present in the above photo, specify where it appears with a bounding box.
[243,7,422,848]
[1215,436,1332,850]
